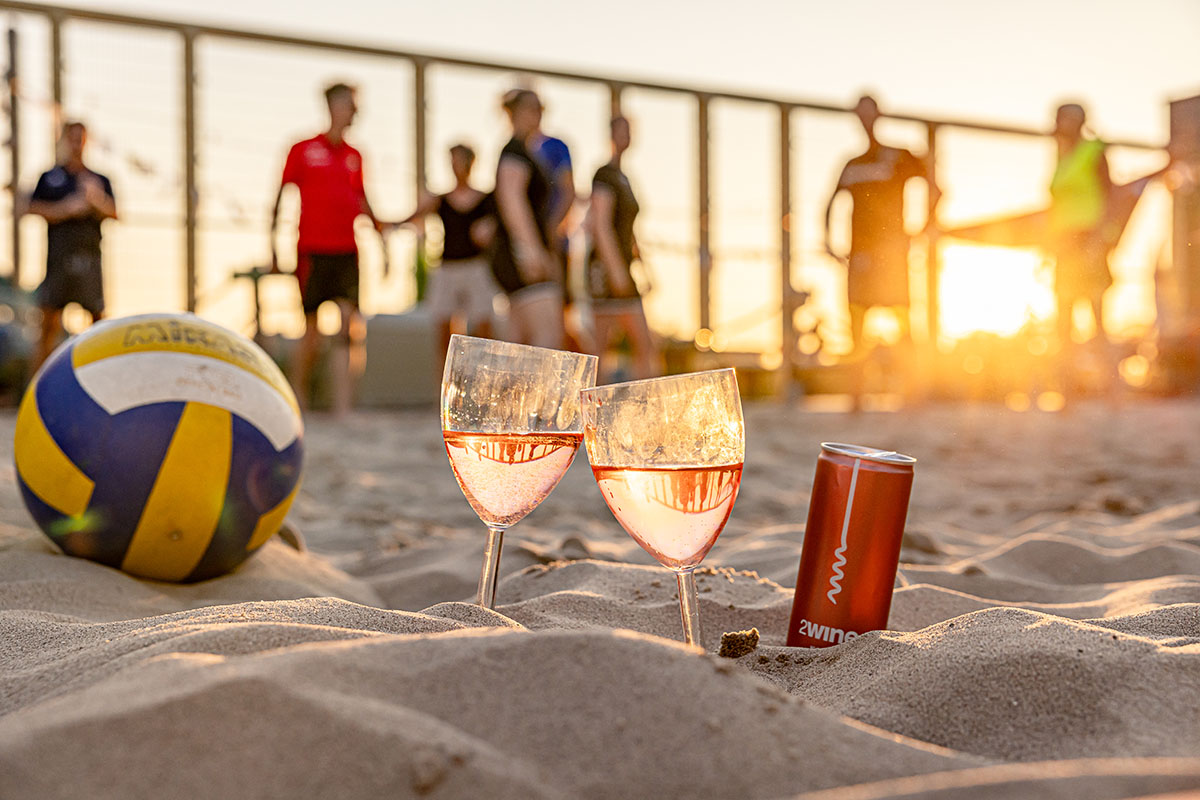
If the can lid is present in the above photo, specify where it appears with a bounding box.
[821,442,916,465]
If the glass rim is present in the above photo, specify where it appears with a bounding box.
[447,333,598,364]
[580,368,736,397]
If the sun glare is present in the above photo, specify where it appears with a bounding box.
[937,243,1055,340]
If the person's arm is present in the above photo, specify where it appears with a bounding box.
[28,193,89,224]
[397,191,441,227]
[80,174,116,221]
[353,155,386,232]
[359,195,384,232]
[27,172,90,223]
[496,155,551,282]
[268,184,287,272]
[823,169,848,259]
[271,146,301,273]
[469,194,497,249]
[1097,146,1113,196]
[589,184,635,296]
[913,149,940,231]
[548,165,575,237]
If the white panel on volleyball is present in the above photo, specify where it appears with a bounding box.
[74,352,302,451]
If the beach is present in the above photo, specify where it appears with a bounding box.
[2,398,1200,799]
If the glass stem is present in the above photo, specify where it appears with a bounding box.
[676,569,703,648]
[477,526,505,609]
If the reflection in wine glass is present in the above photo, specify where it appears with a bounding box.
[442,335,597,609]
[582,369,745,647]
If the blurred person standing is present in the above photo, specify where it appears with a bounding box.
[399,143,498,371]
[1049,102,1114,385]
[491,89,563,348]
[532,120,588,351]
[587,115,660,381]
[823,95,934,355]
[270,82,386,418]
[27,120,116,372]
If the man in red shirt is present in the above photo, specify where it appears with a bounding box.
[271,82,384,417]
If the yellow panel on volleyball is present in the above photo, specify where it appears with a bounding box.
[121,402,232,582]
[72,314,298,415]
[13,374,94,517]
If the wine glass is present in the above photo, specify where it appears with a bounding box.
[581,369,744,648]
[442,334,598,609]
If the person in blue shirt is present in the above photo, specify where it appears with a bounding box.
[27,121,117,371]
[492,89,562,348]
[532,119,587,351]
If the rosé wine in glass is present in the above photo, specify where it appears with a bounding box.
[581,369,745,648]
[441,335,597,609]
[445,431,583,529]
[591,464,742,570]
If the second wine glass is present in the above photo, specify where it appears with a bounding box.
[581,369,745,647]
[442,335,597,609]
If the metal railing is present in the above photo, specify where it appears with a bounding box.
[0,0,1167,376]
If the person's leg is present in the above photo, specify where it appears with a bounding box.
[515,286,564,350]
[848,304,868,356]
[426,267,454,372]
[846,303,870,409]
[80,252,105,328]
[435,319,454,381]
[33,307,63,374]
[564,302,596,356]
[462,261,498,340]
[292,311,320,412]
[1056,293,1074,351]
[330,298,365,418]
[591,309,617,382]
[1054,288,1079,399]
[626,304,661,380]
[1089,290,1120,395]
[890,305,919,402]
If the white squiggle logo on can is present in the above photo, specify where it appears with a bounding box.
[826,457,861,605]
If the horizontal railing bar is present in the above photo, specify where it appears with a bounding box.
[0,0,1166,150]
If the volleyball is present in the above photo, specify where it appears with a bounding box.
[13,313,304,582]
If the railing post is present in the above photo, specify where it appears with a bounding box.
[413,58,426,195]
[412,57,427,302]
[49,11,62,137]
[609,82,622,117]
[924,121,940,348]
[697,93,710,335]
[6,25,18,285]
[182,28,197,313]
[779,102,795,394]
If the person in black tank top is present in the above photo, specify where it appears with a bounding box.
[492,89,564,349]
[398,143,501,372]
[587,116,661,380]
[436,189,494,261]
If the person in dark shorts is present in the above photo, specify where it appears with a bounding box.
[27,121,116,372]
[824,95,934,355]
[587,115,660,381]
[493,89,562,348]
[399,143,499,371]
[270,82,386,417]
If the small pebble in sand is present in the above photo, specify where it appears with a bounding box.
[718,628,760,658]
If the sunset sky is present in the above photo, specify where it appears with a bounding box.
[1,0,1197,353]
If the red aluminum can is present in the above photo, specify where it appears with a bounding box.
[787,443,915,648]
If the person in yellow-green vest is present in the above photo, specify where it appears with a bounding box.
[1049,103,1113,366]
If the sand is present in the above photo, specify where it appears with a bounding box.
[2,399,1200,798]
